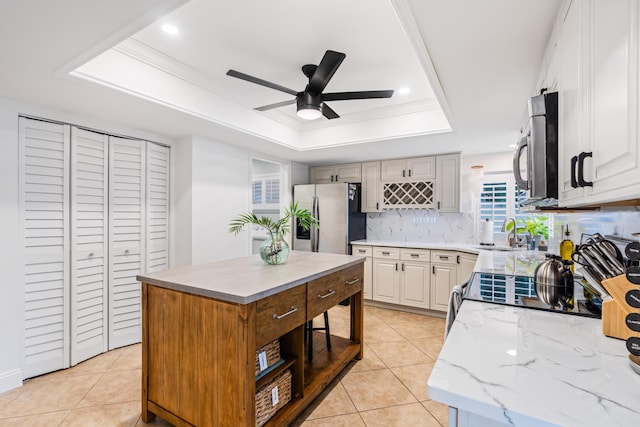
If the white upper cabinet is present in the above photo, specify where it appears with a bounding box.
[435,153,461,212]
[309,163,361,183]
[381,156,435,181]
[558,0,640,206]
[361,161,382,212]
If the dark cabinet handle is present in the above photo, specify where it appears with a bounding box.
[408,169,412,177]
[376,202,379,210]
[437,201,441,209]
[577,152,593,187]
[402,170,406,178]
[570,155,578,188]
[395,263,398,271]
[432,266,436,274]
[457,255,460,264]
[336,174,339,181]
[401,263,405,271]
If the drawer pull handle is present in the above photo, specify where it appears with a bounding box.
[272,306,297,320]
[318,290,335,299]
[346,278,360,285]
[439,256,449,260]
[358,249,366,253]
[382,251,390,255]
[410,253,419,257]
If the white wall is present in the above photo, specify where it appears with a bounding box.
[191,136,251,263]
[173,136,193,267]
[0,95,175,393]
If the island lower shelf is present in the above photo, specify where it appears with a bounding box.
[139,257,364,427]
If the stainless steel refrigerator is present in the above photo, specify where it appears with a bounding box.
[292,183,366,254]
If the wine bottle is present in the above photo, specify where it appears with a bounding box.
[560,224,574,273]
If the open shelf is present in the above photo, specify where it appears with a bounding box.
[263,333,361,427]
[256,356,296,390]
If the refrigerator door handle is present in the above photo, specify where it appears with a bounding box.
[311,196,319,252]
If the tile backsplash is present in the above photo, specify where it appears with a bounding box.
[366,208,640,251]
[366,210,476,243]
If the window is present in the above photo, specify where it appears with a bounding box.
[479,172,526,233]
[252,174,280,208]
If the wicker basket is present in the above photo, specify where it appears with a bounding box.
[255,339,280,376]
[255,369,292,427]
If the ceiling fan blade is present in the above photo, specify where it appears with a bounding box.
[226,69,298,96]
[254,99,296,111]
[322,90,394,102]
[322,103,340,120]
[307,50,346,94]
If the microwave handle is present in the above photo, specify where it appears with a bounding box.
[513,135,529,190]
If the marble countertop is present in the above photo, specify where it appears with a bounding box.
[351,240,547,277]
[427,300,640,426]
[136,250,364,304]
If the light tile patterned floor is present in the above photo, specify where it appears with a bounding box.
[0,305,448,426]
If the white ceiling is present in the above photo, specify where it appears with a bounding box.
[0,0,561,165]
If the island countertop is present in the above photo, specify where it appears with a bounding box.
[427,300,640,427]
[136,250,364,304]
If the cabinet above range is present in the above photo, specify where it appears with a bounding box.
[309,153,461,213]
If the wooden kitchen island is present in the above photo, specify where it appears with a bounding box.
[136,251,364,427]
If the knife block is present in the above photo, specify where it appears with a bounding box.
[601,275,640,340]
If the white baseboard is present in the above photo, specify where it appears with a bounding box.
[0,368,23,393]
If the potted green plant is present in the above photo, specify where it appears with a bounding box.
[229,202,318,265]
[505,215,549,248]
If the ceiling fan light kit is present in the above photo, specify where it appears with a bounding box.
[227,50,393,120]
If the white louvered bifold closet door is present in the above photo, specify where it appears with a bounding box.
[108,137,145,349]
[145,142,170,273]
[70,128,109,366]
[20,118,71,378]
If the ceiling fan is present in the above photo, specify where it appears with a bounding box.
[226,50,394,120]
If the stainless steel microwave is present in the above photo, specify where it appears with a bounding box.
[513,91,558,206]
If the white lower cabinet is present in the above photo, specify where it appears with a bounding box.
[361,245,476,312]
[457,252,478,286]
[352,245,373,299]
[430,263,457,312]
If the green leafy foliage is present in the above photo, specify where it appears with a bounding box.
[505,215,549,240]
[228,201,318,236]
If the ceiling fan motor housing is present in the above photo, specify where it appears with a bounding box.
[297,92,322,112]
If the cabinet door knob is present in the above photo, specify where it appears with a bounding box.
[577,152,593,187]
[570,155,578,188]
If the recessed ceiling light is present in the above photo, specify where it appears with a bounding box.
[398,87,411,95]
[162,24,179,35]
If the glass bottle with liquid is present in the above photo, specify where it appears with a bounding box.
[560,224,574,273]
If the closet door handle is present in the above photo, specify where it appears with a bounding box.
[577,152,593,187]
[570,155,578,188]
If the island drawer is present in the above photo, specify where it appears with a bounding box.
[400,248,430,262]
[336,263,364,300]
[307,274,340,319]
[431,250,456,264]
[256,285,307,348]
[373,247,400,259]
[352,245,372,257]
